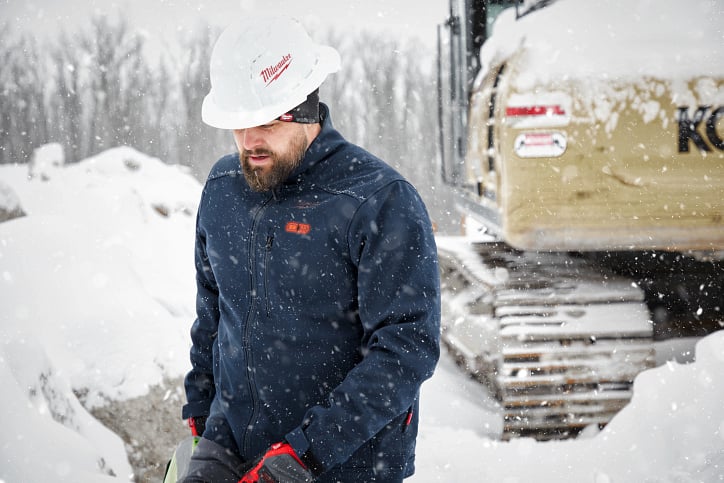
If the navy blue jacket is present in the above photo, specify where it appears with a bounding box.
[183,105,440,482]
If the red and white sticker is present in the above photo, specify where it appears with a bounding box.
[514,131,567,158]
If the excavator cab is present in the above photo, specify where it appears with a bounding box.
[438,0,539,234]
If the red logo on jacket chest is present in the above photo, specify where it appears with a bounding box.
[285,221,311,235]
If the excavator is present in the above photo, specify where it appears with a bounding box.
[436,0,723,439]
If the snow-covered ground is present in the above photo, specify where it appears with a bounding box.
[0,147,199,482]
[1,146,722,482]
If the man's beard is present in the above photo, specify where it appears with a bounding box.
[241,130,308,192]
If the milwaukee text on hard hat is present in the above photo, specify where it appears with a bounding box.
[261,54,293,86]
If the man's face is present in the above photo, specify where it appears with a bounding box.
[233,121,310,192]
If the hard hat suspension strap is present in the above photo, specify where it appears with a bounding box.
[278,89,320,124]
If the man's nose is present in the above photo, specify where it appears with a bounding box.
[239,127,265,151]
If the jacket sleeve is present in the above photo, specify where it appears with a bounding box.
[285,180,441,471]
[182,203,219,420]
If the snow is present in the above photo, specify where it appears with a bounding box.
[0,181,23,220]
[481,0,724,86]
[1,146,723,481]
[0,146,200,481]
[480,0,724,135]
[1,337,128,482]
[413,333,724,482]
[28,142,65,181]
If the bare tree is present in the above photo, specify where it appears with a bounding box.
[144,58,175,160]
[0,28,49,164]
[78,15,152,155]
[0,25,20,163]
[48,30,89,163]
[318,30,438,180]
[173,23,235,176]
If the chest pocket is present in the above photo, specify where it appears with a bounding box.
[263,215,356,317]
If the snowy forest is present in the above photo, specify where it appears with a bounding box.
[0,13,455,230]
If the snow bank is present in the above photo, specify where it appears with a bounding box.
[0,337,130,482]
[413,331,724,482]
[597,331,724,481]
[0,146,201,480]
[1,146,200,405]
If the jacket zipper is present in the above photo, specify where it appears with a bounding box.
[242,198,272,456]
[264,232,274,317]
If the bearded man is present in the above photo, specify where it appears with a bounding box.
[181,15,441,483]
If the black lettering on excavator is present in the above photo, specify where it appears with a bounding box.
[678,106,710,152]
[706,106,724,150]
[678,105,724,153]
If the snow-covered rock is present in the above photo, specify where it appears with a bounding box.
[28,142,66,181]
[0,180,25,223]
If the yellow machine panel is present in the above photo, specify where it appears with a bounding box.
[491,74,724,251]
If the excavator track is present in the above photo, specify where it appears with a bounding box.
[437,237,656,440]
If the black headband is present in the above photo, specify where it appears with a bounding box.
[277,89,320,124]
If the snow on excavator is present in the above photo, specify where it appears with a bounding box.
[436,0,723,439]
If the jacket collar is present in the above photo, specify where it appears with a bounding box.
[284,103,346,186]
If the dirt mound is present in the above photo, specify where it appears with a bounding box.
[88,377,189,482]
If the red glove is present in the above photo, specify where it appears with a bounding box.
[238,442,313,483]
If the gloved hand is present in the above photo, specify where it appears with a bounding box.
[188,416,207,437]
[238,442,314,483]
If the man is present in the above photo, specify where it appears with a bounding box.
[181,14,440,483]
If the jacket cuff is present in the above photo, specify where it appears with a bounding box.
[181,400,212,420]
[285,427,324,476]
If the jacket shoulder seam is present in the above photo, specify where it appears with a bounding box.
[345,178,413,260]
[207,168,242,182]
[318,186,366,202]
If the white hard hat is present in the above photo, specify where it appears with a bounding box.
[201,15,341,129]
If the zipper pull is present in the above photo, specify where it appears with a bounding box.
[402,408,414,433]
[266,234,274,250]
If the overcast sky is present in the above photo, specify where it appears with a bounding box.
[2,0,447,51]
